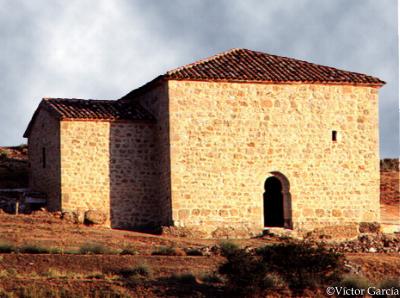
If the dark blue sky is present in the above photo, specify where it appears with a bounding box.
[0,0,398,157]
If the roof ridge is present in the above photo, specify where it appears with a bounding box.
[43,97,115,102]
[163,48,384,86]
[166,48,243,75]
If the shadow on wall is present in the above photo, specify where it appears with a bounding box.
[109,83,173,232]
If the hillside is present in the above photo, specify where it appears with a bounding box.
[0,211,399,297]
[0,148,399,296]
[0,145,28,189]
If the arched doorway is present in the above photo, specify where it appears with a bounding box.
[263,172,292,228]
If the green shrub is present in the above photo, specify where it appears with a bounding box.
[44,268,67,278]
[200,272,223,284]
[18,245,50,254]
[78,243,116,255]
[86,272,105,279]
[119,264,152,278]
[219,240,240,256]
[185,248,203,256]
[16,286,67,298]
[379,277,400,290]
[151,246,177,256]
[0,243,15,253]
[63,249,80,255]
[219,242,343,296]
[219,249,273,297]
[119,247,137,255]
[336,275,370,297]
[49,247,62,254]
[169,273,197,284]
[258,242,343,293]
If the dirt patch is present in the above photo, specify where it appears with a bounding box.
[0,254,221,277]
[346,253,400,283]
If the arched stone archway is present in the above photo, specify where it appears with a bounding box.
[263,172,292,229]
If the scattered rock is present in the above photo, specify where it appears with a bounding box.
[211,227,254,239]
[84,210,106,225]
[332,233,400,253]
[359,222,381,233]
[62,211,76,223]
[161,226,207,238]
[74,210,85,224]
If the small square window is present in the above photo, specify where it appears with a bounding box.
[42,147,46,168]
[332,131,337,142]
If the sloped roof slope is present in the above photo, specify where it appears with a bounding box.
[23,98,154,137]
[120,48,384,100]
[165,48,384,85]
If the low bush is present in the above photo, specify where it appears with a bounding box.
[219,249,273,297]
[16,285,71,298]
[200,272,223,284]
[169,273,197,284]
[218,241,343,296]
[151,246,177,256]
[44,268,67,278]
[119,247,137,255]
[49,247,62,254]
[18,244,50,254]
[119,264,152,278]
[258,242,343,294]
[185,248,203,256]
[335,275,370,297]
[63,249,80,255]
[86,272,105,279]
[379,277,400,290]
[0,243,15,253]
[78,243,117,255]
[219,240,240,256]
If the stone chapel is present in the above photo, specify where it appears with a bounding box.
[24,48,385,237]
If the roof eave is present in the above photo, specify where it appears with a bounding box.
[23,99,61,138]
[166,77,385,88]
[118,75,167,101]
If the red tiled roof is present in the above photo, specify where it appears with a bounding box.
[42,98,153,120]
[164,48,385,86]
[23,98,154,137]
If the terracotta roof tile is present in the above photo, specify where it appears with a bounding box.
[165,48,385,86]
[43,98,154,120]
[23,98,154,137]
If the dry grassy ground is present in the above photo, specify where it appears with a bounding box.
[0,211,399,297]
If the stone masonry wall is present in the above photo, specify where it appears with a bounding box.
[28,109,61,211]
[109,122,159,228]
[380,159,400,205]
[132,82,172,226]
[167,80,380,236]
[60,120,158,228]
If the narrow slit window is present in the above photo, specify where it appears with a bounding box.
[42,147,46,168]
[332,130,337,142]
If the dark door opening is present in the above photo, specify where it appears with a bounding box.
[264,176,284,227]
